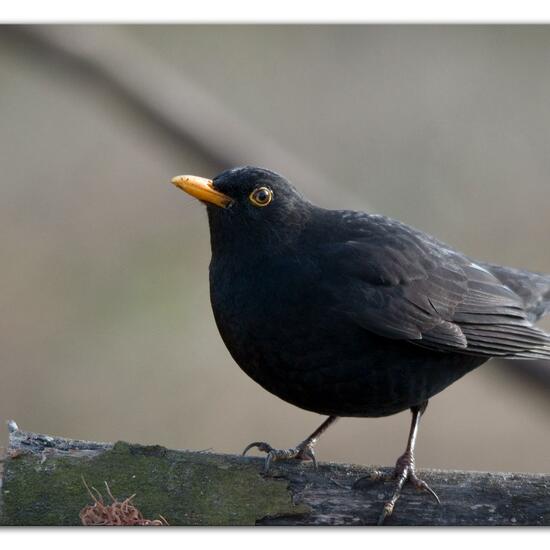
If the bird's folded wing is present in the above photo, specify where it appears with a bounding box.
[322,218,550,359]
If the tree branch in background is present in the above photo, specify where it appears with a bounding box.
[7,24,362,207]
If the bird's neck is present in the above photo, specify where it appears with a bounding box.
[207,207,315,261]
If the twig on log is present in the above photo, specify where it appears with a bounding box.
[2,422,550,526]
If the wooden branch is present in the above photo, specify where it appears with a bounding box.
[2,422,550,526]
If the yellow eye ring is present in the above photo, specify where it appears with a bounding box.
[249,186,273,207]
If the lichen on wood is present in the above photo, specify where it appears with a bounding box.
[1,424,308,526]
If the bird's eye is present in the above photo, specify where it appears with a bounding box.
[249,186,273,207]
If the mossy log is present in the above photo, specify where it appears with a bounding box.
[1,421,550,526]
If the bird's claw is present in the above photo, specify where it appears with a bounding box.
[242,441,274,455]
[377,452,440,525]
[242,440,317,474]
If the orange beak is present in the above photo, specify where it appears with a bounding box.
[171,175,232,208]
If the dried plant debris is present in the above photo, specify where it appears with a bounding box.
[80,478,168,526]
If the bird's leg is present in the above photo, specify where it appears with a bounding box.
[242,416,338,474]
[376,401,440,525]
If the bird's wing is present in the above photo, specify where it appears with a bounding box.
[478,262,550,322]
[321,213,550,359]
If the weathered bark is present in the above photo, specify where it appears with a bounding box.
[1,421,550,526]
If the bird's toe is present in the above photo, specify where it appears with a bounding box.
[376,453,440,525]
[241,439,317,475]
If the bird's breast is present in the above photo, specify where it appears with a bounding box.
[207,253,485,417]
[209,252,329,367]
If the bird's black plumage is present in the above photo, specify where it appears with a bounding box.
[172,165,550,521]
[200,166,550,416]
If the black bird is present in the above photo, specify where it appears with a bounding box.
[171,166,550,523]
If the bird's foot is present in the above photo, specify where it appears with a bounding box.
[374,451,440,525]
[242,439,317,475]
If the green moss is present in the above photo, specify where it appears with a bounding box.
[0,442,310,526]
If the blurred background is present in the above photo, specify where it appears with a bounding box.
[1,25,550,473]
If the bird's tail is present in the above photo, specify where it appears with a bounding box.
[481,262,550,323]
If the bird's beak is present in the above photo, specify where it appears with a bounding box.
[171,175,233,208]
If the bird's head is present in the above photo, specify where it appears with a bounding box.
[172,166,312,254]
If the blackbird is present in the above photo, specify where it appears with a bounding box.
[171,166,550,523]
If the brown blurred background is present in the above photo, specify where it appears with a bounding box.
[1,25,550,473]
